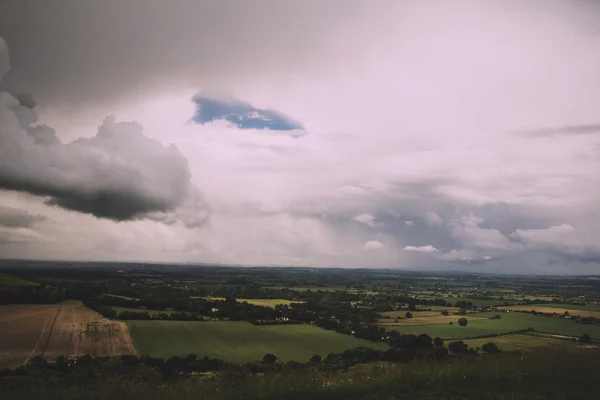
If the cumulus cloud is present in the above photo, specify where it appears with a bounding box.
[0,206,45,228]
[403,245,438,253]
[363,240,384,250]
[0,38,208,227]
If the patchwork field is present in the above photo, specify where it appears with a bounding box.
[383,312,600,340]
[501,305,600,318]
[127,320,388,362]
[0,301,135,369]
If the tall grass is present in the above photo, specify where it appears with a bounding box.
[2,347,598,400]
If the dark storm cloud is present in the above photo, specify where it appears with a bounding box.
[0,38,208,226]
[0,0,369,106]
[0,206,46,228]
[0,108,208,225]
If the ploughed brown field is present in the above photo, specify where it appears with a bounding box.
[0,301,136,369]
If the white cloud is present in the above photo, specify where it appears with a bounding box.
[363,240,384,250]
[403,245,438,253]
[404,220,414,226]
[352,213,377,227]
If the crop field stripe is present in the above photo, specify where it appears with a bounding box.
[40,306,62,357]
[22,318,48,365]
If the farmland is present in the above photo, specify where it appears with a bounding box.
[0,304,57,369]
[463,332,579,351]
[237,298,304,307]
[2,261,600,372]
[385,311,600,340]
[203,297,304,307]
[127,320,388,362]
[378,315,487,326]
[501,305,600,318]
[0,301,135,369]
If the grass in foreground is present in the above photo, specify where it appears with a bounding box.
[2,348,599,400]
[127,320,388,362]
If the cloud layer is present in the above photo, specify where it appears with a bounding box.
[0,2,599,273]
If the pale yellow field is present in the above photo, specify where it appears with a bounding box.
[501,305,600,318]
[378,315,486,326]
[0,301,135,369]
[380,308,459,319]
[203,297,303,308]
[237,298,304,308]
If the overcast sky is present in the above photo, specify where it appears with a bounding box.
[1,0,599,274]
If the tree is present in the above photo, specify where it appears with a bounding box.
[441,310,450,316]
[309,354,322,364]
[458,317,468,327]
[579,333,592,344]
[448,341,468,353]
[433,337,444,347]
[408,303,417,311]
[405,311,413,319]
[263,353,277,364]
[482,342,499,353]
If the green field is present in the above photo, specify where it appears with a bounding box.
[0,273,39,287]
[127,321,388,362]
[463,333,579,351]
[386,312,600,339]
[530,303,600,312]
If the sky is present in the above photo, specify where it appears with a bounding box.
[0,0,599,274]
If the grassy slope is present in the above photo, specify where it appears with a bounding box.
[2,348,599,400]
[385,311,600,339]
[0,273,39,287]
[127,321,388,362]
